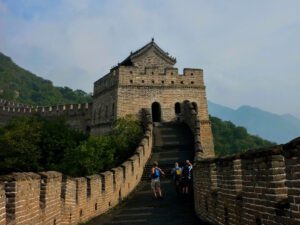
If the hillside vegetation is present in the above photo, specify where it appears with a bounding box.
[0,52,276,174]
[0,52,92,106]
[208,101,300,144]
[210,115,275,156]
[0,115,142,176]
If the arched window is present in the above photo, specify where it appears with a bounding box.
[151,102,161,122]
[175,102,181,115]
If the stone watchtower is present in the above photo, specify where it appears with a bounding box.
[92,39,214,156]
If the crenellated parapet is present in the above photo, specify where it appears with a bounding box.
[117,66,204,88]
[0,100,93,132]
[193,137,300,225]
[0,101,92,115]
[0,109,153,225]
[0,98,32,108]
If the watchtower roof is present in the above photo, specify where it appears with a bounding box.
[119,38,176,66]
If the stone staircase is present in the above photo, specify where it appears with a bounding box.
[143,122,194,179]
[87,123,208,225]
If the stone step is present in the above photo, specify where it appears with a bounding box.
[85,123,208,225]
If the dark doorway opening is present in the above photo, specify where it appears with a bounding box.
[152,102,161,122]
[175,102,181,115]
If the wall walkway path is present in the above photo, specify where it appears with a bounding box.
[86,123,209,225]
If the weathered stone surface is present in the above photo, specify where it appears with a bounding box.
[193,138,300,225]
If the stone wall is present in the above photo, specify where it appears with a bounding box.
[0,99,92,133]
[0,110,153,225]
[116,66,206,121]
[193,137,300,225]
[91,72,118,135]
[181,100,215,158]
[131,47,174,74]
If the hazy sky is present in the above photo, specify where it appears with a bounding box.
[0,0,299,117]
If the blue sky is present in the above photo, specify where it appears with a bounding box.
[0,0,299,117]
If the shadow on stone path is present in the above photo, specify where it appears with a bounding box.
[87,123,209,225]
[87,180,208,225]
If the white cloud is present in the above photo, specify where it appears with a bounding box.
[0,0,299,116]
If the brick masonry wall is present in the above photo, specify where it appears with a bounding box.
[0,101,92,133]
[131,46,174,74]
[0,182,5,225]
[0,110,153,225]
[181,100,215,158]
[193,137,300,225]
[116,66,206,122]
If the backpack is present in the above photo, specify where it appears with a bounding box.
[175,167,181,180]
[181,165,190,179]
[152,168,160,179]
[175,168,181,176]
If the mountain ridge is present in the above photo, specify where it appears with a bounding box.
[0,51,92,106]
[1,51,295,146]
[208,101,300,144]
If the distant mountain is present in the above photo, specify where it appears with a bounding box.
[208,101,300,144]
[210,115,274,156]
[0,52,92,106]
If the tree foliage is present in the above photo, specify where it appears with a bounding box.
[0,115,142,176]
[210,115,275,156]
[63,115,143,176]
[0,52,92,105]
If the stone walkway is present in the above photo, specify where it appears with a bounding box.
[87,180,208,225]
[86,123,209,225]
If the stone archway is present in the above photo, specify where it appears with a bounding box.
[175,102,181,115]
[151,102,161,122]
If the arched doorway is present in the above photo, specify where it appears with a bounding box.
[151,102,161,122]
[175,102,181,115]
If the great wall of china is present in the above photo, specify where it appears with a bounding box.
[0,98,93,132]
[0,40,299,224]
[0,109,153,225]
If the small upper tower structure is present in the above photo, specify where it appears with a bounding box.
[119,38,176,74]
[92,40,214,156]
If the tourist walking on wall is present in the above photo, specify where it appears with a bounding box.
[171,162,182,195]
[150,161,165,199]
[181,160,193,194]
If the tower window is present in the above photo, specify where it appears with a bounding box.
[175,102,181,115]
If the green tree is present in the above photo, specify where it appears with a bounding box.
[0,116,42,173]
[0,114,143,177]
[111,115,143,163]
[63,135,115,176]
[210,115,275,156]
[39,117,87,171]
